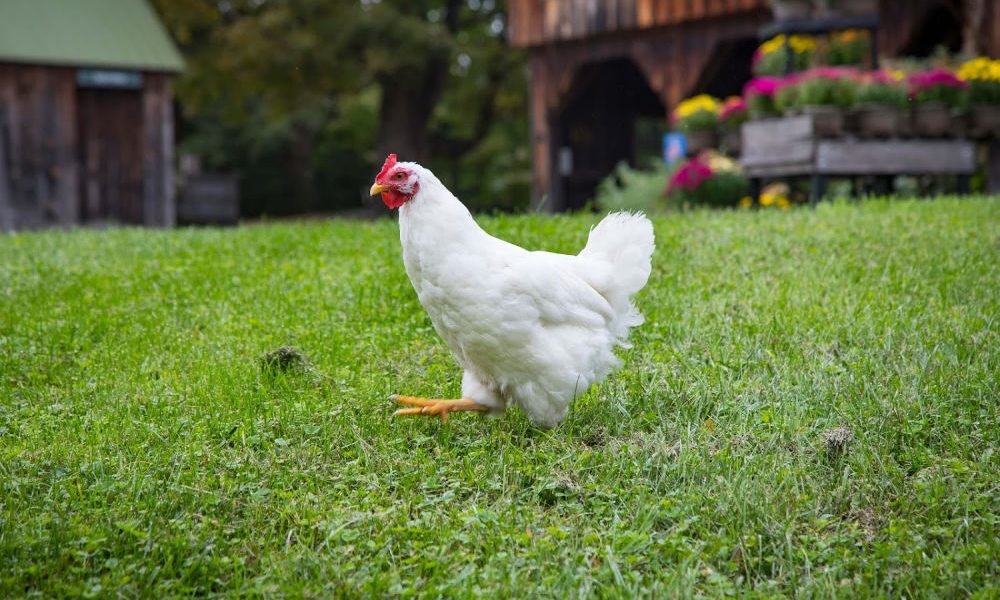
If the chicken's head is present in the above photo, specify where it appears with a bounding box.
[369,154,419,209]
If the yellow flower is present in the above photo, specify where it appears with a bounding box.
[739,196,753,209]
[760,182,791,209]
[673,94,720,120]
[759,34,816,57]
[958,57,1000,82]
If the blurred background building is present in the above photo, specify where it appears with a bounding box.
[0,0,182,230]
[1,0,998,228]
[509,0,1000,210]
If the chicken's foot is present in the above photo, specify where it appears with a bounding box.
[390,395,488,424]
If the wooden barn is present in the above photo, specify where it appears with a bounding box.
[507,0,1000,210]
[0,0,183,230]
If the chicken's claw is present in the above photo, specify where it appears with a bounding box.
[391,395,487,424]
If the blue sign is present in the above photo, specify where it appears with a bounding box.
[663,133,687,167]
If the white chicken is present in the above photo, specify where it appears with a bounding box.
[369,154,654,428]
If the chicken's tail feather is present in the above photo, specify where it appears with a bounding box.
[578,211,655,344]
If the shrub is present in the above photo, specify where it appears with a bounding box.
[594,161,672,214]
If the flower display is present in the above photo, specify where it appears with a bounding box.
[957,57,1000,82]
[671,94,720,132]
[868,68,906,84]
[744,76,786,117]
[908,68,968,107]
[759,34,817,56]
[719,96,748,124]
[957,57,1000,105]
[827,29,870,67]
[777,67,859,110]
[753,34,816,76]
[666,155,713,193]
[665,151,750,207]
[759,182,791,209]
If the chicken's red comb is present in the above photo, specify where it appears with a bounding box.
[376,153,397,181]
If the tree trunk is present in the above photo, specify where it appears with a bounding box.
[376,82,437,163]
[287,120,316,214]
[963,0,985,55]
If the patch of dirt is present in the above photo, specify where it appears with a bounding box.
[821,426,854,457]
[847,507,882,541]
[259,346,312,375]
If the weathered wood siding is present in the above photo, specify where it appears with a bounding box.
[143,73,175,227]
[0,63,175,230]
[0,64,78,229]
[509,0,769,47]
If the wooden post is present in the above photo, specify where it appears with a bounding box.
[0,107,12,231]
[142,74,176,226]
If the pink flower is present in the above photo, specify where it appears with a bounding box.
[744,76,783,98]
[908,68,967,92]
[667,156,713,194]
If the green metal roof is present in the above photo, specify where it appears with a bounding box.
[0,0,183,73]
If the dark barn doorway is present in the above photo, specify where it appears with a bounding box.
[553,58,665,211]
[77,88,145,224]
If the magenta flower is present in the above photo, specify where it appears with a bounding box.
[667,156,713,194]
[908,68,968,92]
[744,76,783,98]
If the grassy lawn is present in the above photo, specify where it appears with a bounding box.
[1,197,998,597]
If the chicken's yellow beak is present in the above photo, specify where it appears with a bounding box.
[369,182,386,196]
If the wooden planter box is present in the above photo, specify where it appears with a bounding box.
[741,116,976,202]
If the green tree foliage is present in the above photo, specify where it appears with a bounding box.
[151,0,530,215]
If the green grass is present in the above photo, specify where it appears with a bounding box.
[1,197,998,597]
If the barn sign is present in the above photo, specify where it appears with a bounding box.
[76,69,144,90]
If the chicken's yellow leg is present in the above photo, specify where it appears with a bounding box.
[390,395,488,424]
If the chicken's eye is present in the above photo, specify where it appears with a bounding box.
[394,172,406,180]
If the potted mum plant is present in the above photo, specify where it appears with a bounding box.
[665,151,750,209]
[790,68,858,136]
[826,29,869,68]
[854,70,908,137]
[957,57,1000,138]
[672,95,720,155]
[908,68,968,137]
[744,77,784,119]
[719,96,748,155]
[753,34,816,76]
